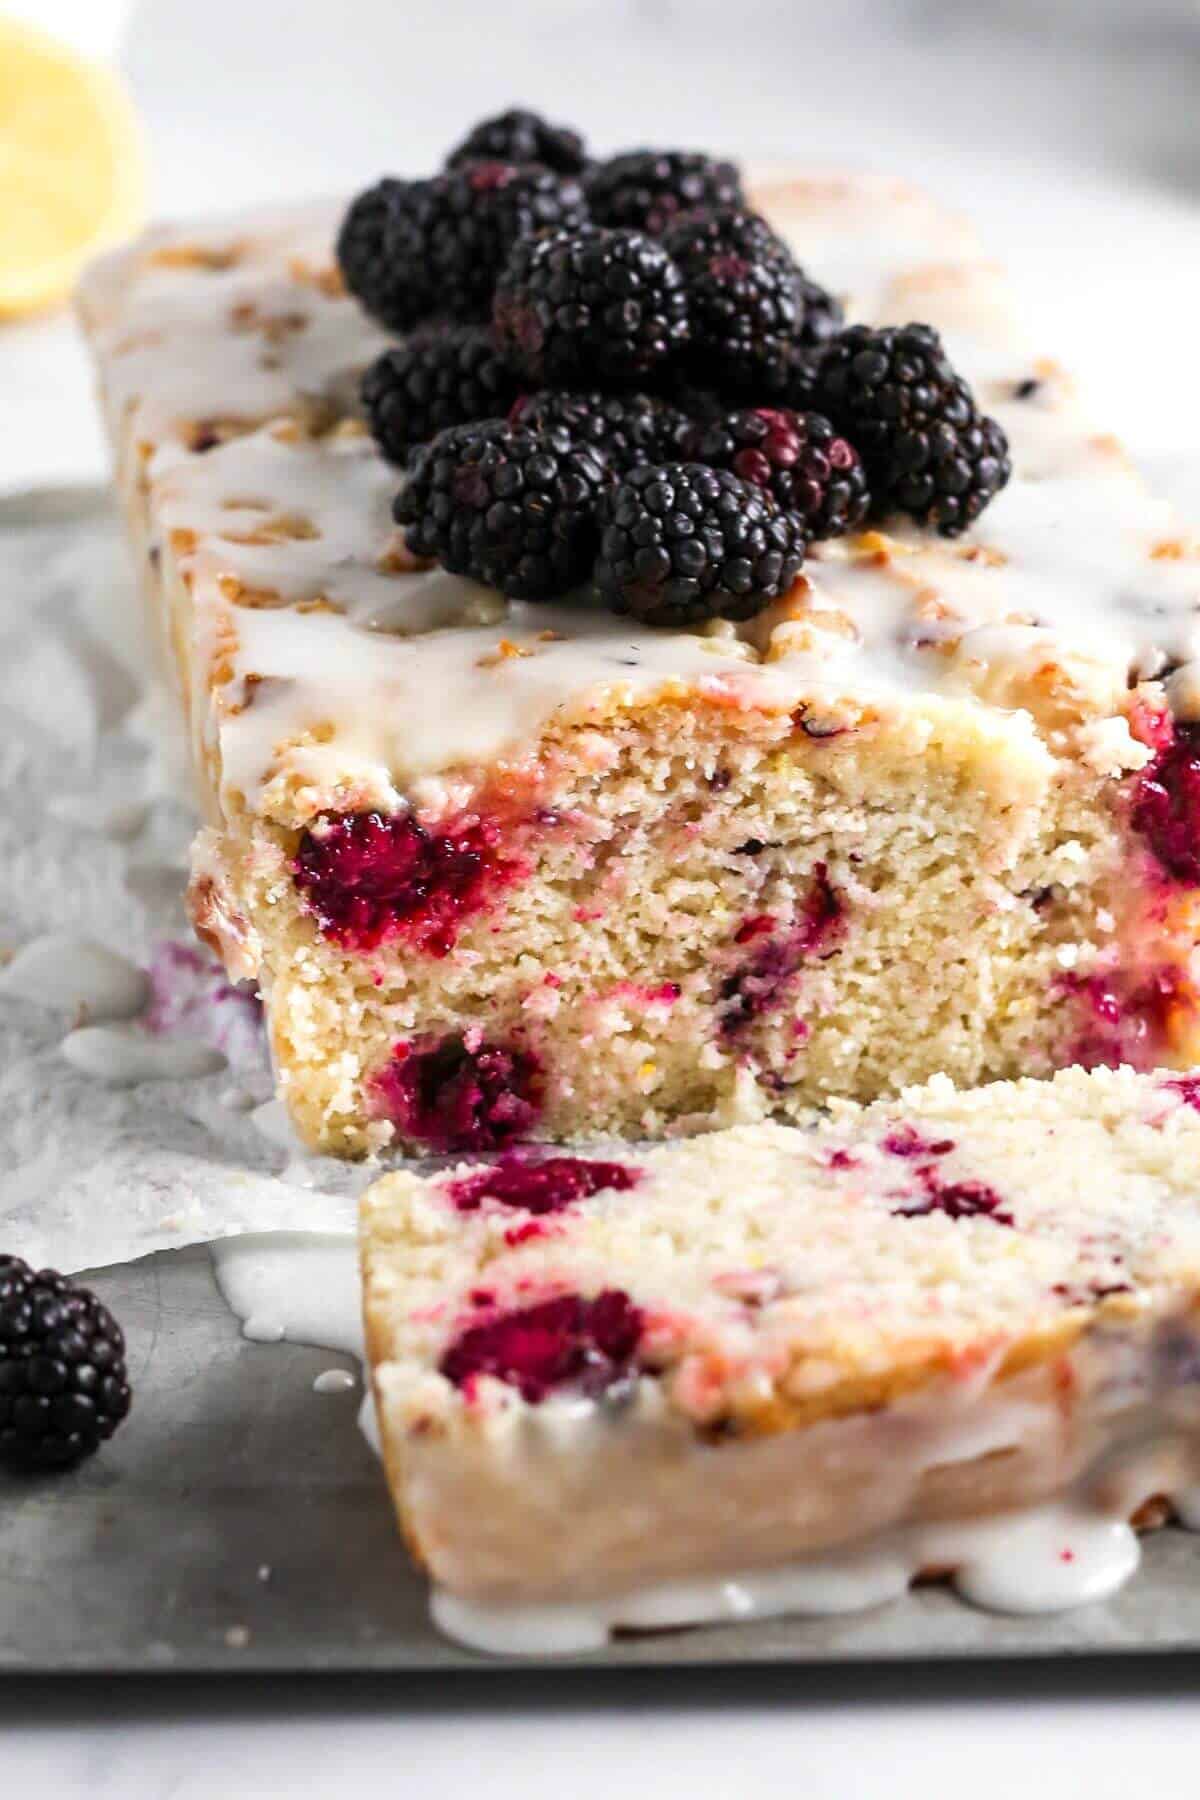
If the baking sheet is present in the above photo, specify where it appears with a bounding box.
[3,1245,1200,1674]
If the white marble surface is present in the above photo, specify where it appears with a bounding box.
[4,0,1200,1789]
[4,1660,1200,1798]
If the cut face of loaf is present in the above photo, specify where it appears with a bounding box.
[79,176,1200,1154]
[360,1065,1200,1649]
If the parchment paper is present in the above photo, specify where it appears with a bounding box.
[0,494,370,1271]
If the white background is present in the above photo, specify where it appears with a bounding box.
[4,0,1200,1792]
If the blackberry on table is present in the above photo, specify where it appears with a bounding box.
[338,164,587,329]
[508,389,690,475]
[663,207,798,397]
[493,224,689,388]
[0,1259,130,1472]
[363,328,520,465]
[813,322,1011,535]
[594,461,806,627]
[396,420,610,599]
[683,407,870,540]
[445,108,588,175]
[585,149,743,236]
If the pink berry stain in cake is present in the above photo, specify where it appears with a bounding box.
[447,1155,641,1215]
[894,1164,1014,1227]
[439,1290,643,1403]
[1129,715,1200,886]
[1060,965,1188,1071]
[1168,1075,1200,1113]
[293,809,524,957]
[718,864,844,1040]
[374,1035,541,1152]
[882,1125,955,1159]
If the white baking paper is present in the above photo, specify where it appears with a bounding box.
[0,495,372,1272]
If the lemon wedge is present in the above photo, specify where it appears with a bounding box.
[0,16,145,318]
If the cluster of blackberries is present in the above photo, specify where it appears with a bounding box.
[340,109,1011,626]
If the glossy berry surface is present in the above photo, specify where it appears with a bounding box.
[508,388,690,476]
[448,1155,640,1215]
[595,461,806,628]
[396,419,609,599]
[294,810,519,957]
[585,149,743,235]
[0,1260,131,1471]
[439,1290,643,1402]
[445,108,588,175]
[493,224,689,388]
[375,1036,541,1153]
[662,206,798,396]
[682,407,869,539]
[813,322,1011,535]
[362,328,519,466]
[337,164,587,329]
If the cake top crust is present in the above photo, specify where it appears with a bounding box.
[82,175,1200,821]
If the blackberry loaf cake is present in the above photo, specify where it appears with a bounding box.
[361,1066,1200,1652]
[79,117,1200,1156]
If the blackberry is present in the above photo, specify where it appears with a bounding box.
[813,322,1011,535]
[445,107,588,176]
[594,461,806,628]
[663,207,798,397]
[336,177,422,331]
[337,165,587,329]
[508,389,690,475]
[585,149,743,236]
[0,1259,130,1471]
[396,420,609,599]
[362,328,519,465]
[494,225,689,388]
[794,269,844,348]
[682,408,870,540]
[747,341,825,412]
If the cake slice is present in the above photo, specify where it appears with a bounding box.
[361,1065,1200,1654]
[79,172,1200,1155]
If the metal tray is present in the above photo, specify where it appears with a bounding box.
[4,1246,1200,1673]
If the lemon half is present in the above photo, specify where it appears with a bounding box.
[0,16,145,318]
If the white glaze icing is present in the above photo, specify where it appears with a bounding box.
[430,1499,1147,1657]
[210,1232,380,1460]
[79,200,389,451]
[313,1367,357,1394]
[210,1231,363,1356]
[0,934,150,1020]
[93,183,1200,819]
[60,1023,226,1085]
